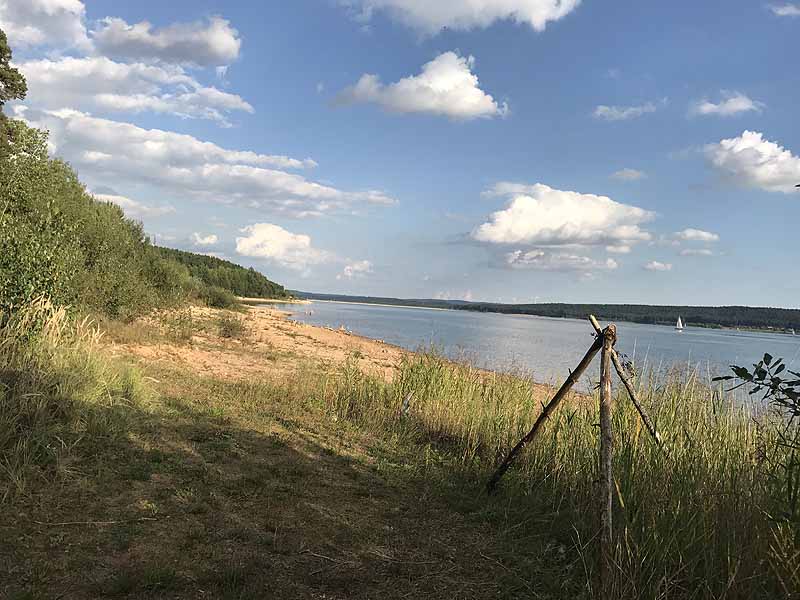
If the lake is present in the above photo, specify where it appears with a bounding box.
[278,300,800,387]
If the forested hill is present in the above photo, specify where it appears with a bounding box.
[294,292,800,331]
[156,247,288,300]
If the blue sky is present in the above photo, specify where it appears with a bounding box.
[4,0,800,306]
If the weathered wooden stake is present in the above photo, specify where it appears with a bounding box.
[486,332,602,494]
[599,323,616,597]
[588,315,664,449]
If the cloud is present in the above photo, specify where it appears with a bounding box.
[705,130,800,193]
[611,168,646,181]
[18,56,253,125]
[342,0,581,33]
[504,250,618,271]
[93,192,175,219]
[91,16,241,66]
[472,183,654,247]
[235,223,331,270]
[769,3,800,16]
[674,228,719,242]
[689,91,764,117]
[337,259,373,280]
[606,244,631,254]
[15,109,392,218]
[434,290,474,302]
[191,232,219,246]
[593,100,664,121]
[0,0,91,51]
[643,260,672,272]
[338,52,508,120]
[679,248,714,257]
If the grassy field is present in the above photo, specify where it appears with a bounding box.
[1,302,798,599]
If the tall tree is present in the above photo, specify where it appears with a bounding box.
[0,28,26,110]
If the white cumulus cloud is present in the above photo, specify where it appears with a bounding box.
[16,108,393,218]
[235,223,330,271]
[504,250,618,271]
[690,91,764,117]
[674,228,719,242]
[643,261,672,272]
[593,100,664,121]
[0,0,91,50]
[91,16,241,66]
[472,183,654,247]
[337,260,373,280]
[338,52,507,120]
[342,0,581,34]
[679,248,714,257]
[191,232,219,246]
[611,168,646,181]
[770,3,800,16]
[18,56,253,125]
[705,130,800,194]
[606,245,631,254]
[93,192,175,219]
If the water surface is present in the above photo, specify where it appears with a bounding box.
[278,301,800,386]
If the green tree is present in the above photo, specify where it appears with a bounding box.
[0,29,26,108]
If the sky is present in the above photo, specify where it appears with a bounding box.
[3,0,800,307]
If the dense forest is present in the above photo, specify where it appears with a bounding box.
[0,32,285,321]
[155,247,287,300]
[296,292,800,332]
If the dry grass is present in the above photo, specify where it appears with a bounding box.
[1,304,798,598]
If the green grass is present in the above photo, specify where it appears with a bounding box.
[2,305,798,598]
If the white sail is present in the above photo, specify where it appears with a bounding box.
[676,316,684,330]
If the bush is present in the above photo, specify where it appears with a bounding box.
[202,285,237,309]
[217,313,246,339]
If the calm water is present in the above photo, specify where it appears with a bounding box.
[278,301,800,386]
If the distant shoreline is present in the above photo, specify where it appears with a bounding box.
[291,292,800,334]
[291,297,800,336]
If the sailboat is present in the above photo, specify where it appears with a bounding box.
[676,316,685,332]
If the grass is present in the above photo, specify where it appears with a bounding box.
[216,312,247,339]
[1,303,798,598]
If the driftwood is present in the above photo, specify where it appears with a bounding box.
[598,324,616,595]
[588,315,664,449]
[486,332,603,494]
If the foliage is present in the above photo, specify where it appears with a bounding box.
[162,308,196,343]
[715,353,800,527]
[201,285,237,309]
[0,298,147,500]
[155,246,288,300]
[0,29,26,108]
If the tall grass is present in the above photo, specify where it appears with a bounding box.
[323,352,799,598]
[0,298,147,501]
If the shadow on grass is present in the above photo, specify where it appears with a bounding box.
[2,374,577,600]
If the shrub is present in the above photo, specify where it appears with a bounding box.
[217,313,246,339]
[163,308,195,343]
[202,285,237,309]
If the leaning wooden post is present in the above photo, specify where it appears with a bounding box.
[486,333,602,494]
[598,323,617,597]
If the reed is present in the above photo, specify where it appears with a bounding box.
[0,298,148,501]
[322,351,798,598]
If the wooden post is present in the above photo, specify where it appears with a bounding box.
[588,315,664,449]
[486,334,602,494]
[599,323,616,596]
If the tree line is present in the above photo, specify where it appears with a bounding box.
[297,292,800,331]
[0,29,285,320]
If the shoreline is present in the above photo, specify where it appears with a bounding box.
[293,299,798,336]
